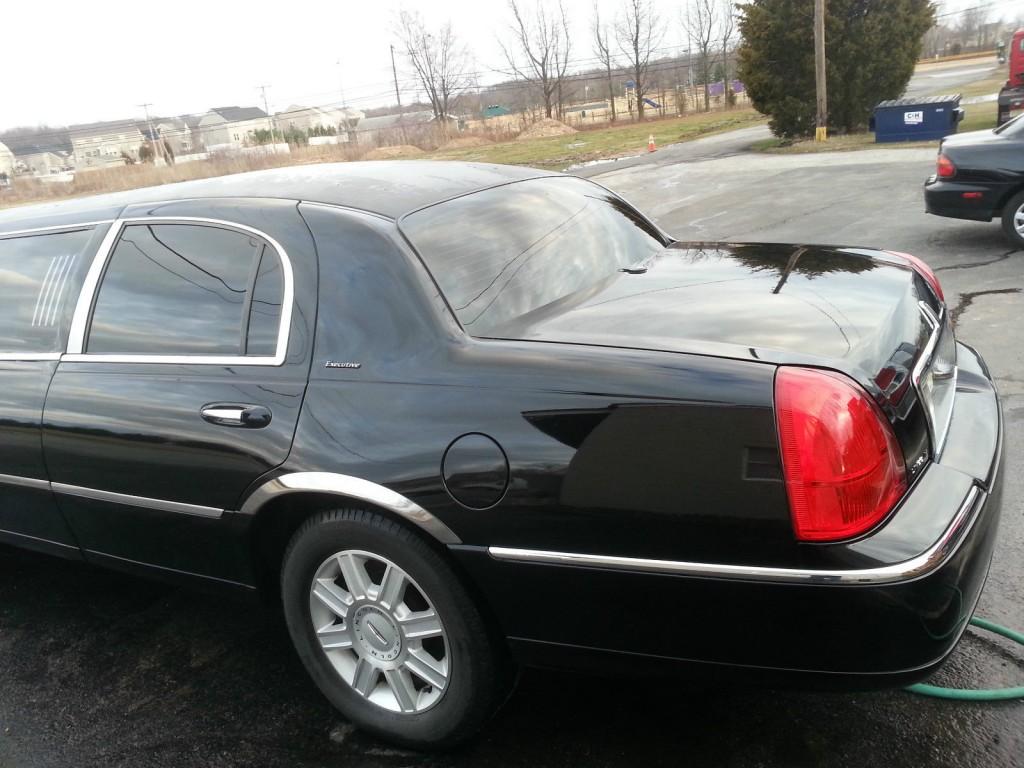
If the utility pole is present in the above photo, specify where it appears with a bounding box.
[814,0,828,141]
[257,84,275,143]
[390,44,408,144]
[138,102,165,167]
[336,59,347,107]
[390,44,403,110]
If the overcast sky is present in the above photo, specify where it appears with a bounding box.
[2,0,1020,132]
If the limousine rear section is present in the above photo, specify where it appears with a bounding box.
[0,162,1004,750]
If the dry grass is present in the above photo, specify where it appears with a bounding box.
[0,106,764,209]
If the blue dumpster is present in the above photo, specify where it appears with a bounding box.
[870,94,964,143]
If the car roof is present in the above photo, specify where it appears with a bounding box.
[0,161,557,234]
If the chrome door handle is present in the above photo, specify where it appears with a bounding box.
[200,404,272,428]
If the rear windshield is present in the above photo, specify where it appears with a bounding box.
[400,176,666,335]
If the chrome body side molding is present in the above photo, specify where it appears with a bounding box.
[490,486,983,586]
[240,472,462,545]
[0,472,52,492]
[51,482,224,519]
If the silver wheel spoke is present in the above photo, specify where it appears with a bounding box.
[351,657,378,696]
[384,668,418,713]
[316,622,353,650]
[309,548,449,714]
[312,579,352,619]
[404,647,447,690]
[377,565,406,610]
[399,609,444,640]
[337,553,370,600]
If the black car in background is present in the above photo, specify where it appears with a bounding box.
[925,113,1024,247]
[0,162,1004,748]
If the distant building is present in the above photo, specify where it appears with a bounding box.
[198,106,270,150]
[481,104,511,118]
[279,105,363,140]
[2,131,74,174]
[69,120,145,169]
[138,117,194,157]
[0,142,14,177]
[353,110,452,145]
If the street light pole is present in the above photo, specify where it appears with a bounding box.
[814,0,828,141]
[258,84,275,143]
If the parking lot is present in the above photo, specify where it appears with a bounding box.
[1,141,1022,768]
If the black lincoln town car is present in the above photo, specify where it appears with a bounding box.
[0,161,1003,748]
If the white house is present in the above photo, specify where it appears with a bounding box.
[0,142,14,177]
[69,120,145,170]
[279,105,363,140]
[198,106,271,150]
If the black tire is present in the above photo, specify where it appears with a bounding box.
[1001,190,1024,249]
[281,508,509,749]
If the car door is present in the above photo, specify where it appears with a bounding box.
[42,200,316,586]
[0,223,104,557]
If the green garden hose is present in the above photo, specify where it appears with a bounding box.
[905,617,1024,701]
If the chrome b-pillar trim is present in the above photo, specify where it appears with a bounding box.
[490,486,983,586]
[239,472,462,545]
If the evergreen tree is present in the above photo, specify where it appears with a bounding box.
[737,0,935,137]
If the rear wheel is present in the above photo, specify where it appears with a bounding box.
[1001,190,1024,249]
[280,508,509,749]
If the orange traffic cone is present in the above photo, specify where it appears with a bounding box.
[647,134,656,152]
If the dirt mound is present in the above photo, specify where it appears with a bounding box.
[440,136,494,150]
[363,144,425,160]
[516,118,577,140]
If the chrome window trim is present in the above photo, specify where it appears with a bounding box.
[66,216,294,366]
[489,485,983,586]
[0,220,114,240]
[0,353,62,362]
[239,472,462,545]
[51,482,223,519]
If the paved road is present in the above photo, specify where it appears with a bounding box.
[1,149,1022,768]
[574,57,1003,177]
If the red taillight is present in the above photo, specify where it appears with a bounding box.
[937,153,956,178]
[885,250,944,301]
[774,367,908,542]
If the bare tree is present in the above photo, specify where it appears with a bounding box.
[685,0,719,112]
[502,0,571,119]
[956,6,986,51]
[592,2,618,122]
[395,10,470,123]
[614,0,663,120]
[719,0,736,106]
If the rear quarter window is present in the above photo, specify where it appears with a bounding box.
[0,228,95,353]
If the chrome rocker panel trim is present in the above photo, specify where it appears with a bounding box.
[489,485,984,586]
[240,471,462,545]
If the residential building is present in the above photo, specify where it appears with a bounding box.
[353,110,448,145]
[19,151,68,175]
[138,118,194,157]
[69,119,145,169]
[198,106,270,150]
[0,142,14,177]
[2,131,74,174]
[279,105,363,140]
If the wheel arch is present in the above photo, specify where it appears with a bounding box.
[243,472,462,596]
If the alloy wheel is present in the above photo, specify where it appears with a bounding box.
[308,549,450,713]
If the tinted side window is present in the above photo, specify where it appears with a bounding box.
[88,223,267,355]
[0,228,94,353]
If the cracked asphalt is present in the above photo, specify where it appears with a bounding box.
[1,140,1022,767]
